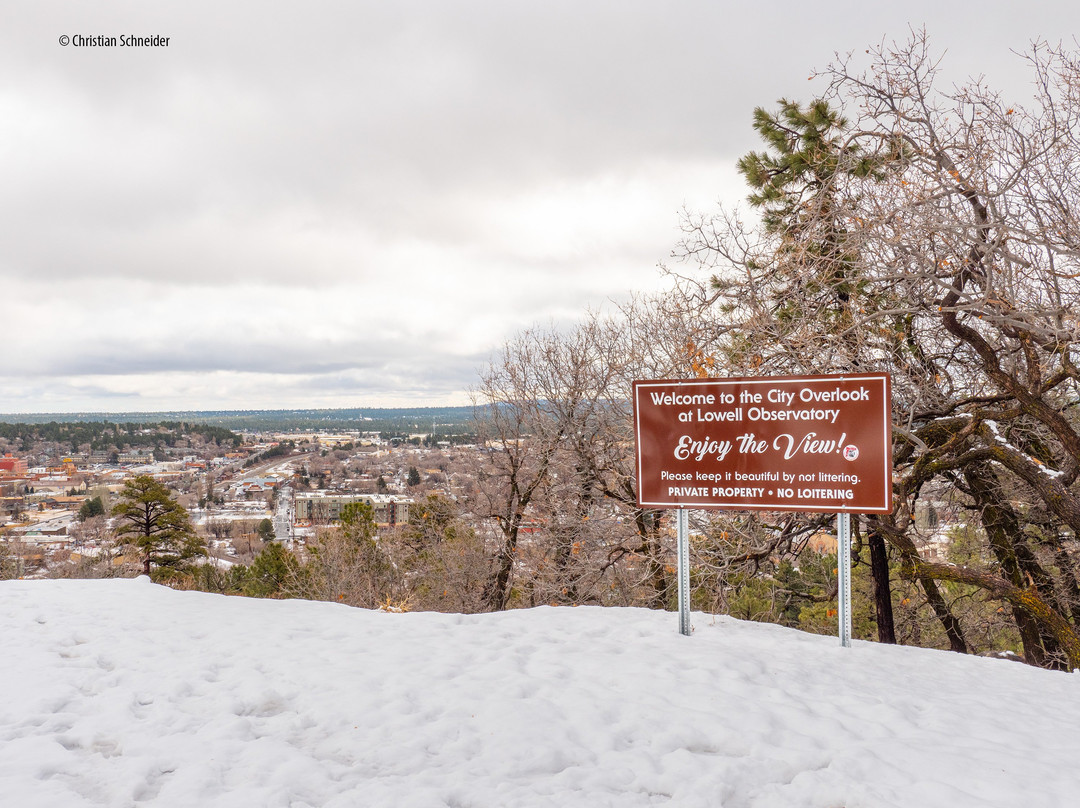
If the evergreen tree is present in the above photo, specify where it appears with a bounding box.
[256,518,275,542]
[112,475,205,577]
[78,496,105,522]
[735,99,893,329]
[735,98,900,644]
[296,501,401,607]
[241,543,300,598]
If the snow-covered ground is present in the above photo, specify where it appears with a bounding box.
[2,579,1078,807]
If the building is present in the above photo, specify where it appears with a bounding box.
[0,454,28,475]
[294,493,411,527]
[117,451,154,465]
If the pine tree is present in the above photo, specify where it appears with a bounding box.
[734,98,901,643]
[735,99,889,318]
[241,542,299,598]
[112,475,205,576]
[78,496,105,522]
[256,518,275,542]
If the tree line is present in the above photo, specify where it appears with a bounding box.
[0,421,241,453]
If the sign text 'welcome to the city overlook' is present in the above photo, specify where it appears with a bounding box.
[633,374,892,513]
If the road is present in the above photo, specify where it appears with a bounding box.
[274,484,294,542]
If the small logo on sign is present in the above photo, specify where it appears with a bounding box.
[842,445,859,461]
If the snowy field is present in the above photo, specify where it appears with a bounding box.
[2,579,1078,807]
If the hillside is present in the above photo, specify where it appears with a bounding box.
[2,579,1077,807]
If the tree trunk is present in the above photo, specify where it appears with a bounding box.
[872,516,968,654]
[638,510,671,609]
[484,525,519,611]
[964,463,1065,667]
[907,556,1080,669]
[918,575,969,654]
[868,532,896,644]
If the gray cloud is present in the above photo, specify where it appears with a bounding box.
[3,1,1078,411]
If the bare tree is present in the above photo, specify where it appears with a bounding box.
[389,494,489,613]
[205,518,234,540]
[470,329,570,610]
[471,310,725,610]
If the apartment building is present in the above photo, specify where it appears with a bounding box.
[294,492,411,527]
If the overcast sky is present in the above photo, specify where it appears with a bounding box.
[3,2,1077,414]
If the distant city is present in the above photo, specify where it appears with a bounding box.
[0,409,484,584]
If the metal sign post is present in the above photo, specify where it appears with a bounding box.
[837,512,852,647]
[677,508,691,636]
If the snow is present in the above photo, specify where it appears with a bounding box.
[2,579,1078,807]
[984,419,1064,478]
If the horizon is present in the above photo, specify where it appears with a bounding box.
[0,404,474,418]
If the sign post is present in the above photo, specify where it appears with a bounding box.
[837,512,852,648]
[632,373,891,643]
[677,508,691,636]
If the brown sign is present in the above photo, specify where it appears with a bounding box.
[633,374,892,513]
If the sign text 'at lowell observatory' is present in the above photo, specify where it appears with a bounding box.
[633,374,892,513]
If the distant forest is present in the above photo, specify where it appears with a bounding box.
[0,407,476,437]
[0,421,242,453]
